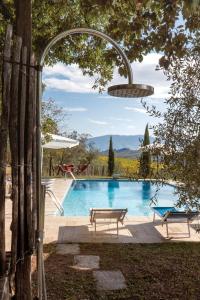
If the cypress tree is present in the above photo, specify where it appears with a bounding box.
[140,124,151,177]
[108,136,115,176]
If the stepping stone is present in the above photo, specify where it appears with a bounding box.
[73,255,100,270]
[56,243,80,255]
[93,270,126,290]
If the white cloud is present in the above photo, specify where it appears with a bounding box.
[127,125,136,129]
[44,63,70,77]
[43,53,170,98]
[124,107,147,114]
[88,119,108,125]
[140,52,160,65]
[97,95,117,99]
[145,97,165,103]
[110,117,132,122]
[110,125,116,129]
[63,107,88,112]
[43,63,98,93]
[44,63,92,82]
[43,77,97,94]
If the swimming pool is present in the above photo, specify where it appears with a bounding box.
[62,180,178,216]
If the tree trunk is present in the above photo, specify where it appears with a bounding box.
[14,1,33,299]
[14,0,32,51]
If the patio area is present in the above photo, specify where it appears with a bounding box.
[44,214,200,244]
[5,178,200,251]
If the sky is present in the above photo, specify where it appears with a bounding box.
[43,52,170,137]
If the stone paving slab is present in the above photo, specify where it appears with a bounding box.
[73,255,100,270]
[56,223,136,244]
[44,216,200,244]
[56,243,80,255]
[93,270,126,290]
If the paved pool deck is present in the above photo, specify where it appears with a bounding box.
[5,178,200,250]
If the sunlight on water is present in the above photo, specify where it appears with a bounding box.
[62,180,178,216]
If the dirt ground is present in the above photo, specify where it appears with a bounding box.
[32,242,200,300]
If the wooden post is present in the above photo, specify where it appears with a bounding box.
[9,35,22,283]
[19,46,27,261]
[14,45,27,300]
[0,25,12,276]
[17,53,37,300]
[25,53,36,252]
[32,54,37,253]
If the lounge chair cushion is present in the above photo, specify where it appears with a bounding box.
[152,206,199,221]
[152,206,177,218]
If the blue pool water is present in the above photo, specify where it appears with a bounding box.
[63,180,177,216]
[62,180,178,216]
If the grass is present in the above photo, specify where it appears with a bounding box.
[97,156,163,176]
[97,156,140,175]
[33,242,200,300]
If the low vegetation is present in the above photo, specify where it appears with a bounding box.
[42,152,163,179]
[33,242,200,300]
[93,156,163,178]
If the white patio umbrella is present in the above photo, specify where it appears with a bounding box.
[41,134,79,170]
[42,134,79,149]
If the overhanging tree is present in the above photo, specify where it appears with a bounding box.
[41,98,67,136]
[148,32,200,209]
[140,124,151,177]
[0,1,200,92]
[108,136,114,176]
[41,98,68,178]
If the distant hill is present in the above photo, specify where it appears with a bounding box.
[88,135,154,151]
[100,148,140,158]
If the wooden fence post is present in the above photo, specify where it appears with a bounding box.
[17,53,37,300]
[15,51,36,300]
[25,53,35,252]
[13,45,27,300]
[0,24,12,277]
[19,46,27,262]
[0,25,37,299]
[9,35,22,287]
[32,54,37,253]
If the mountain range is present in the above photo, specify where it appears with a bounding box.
[88,135,154,152]
[100,148,141,158]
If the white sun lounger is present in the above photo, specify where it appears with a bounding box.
[90,208,128,235]
[152,206,199,237]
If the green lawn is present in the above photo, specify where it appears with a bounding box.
[33,242,200,300]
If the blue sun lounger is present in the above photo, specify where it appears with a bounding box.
[152,206,199,237]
